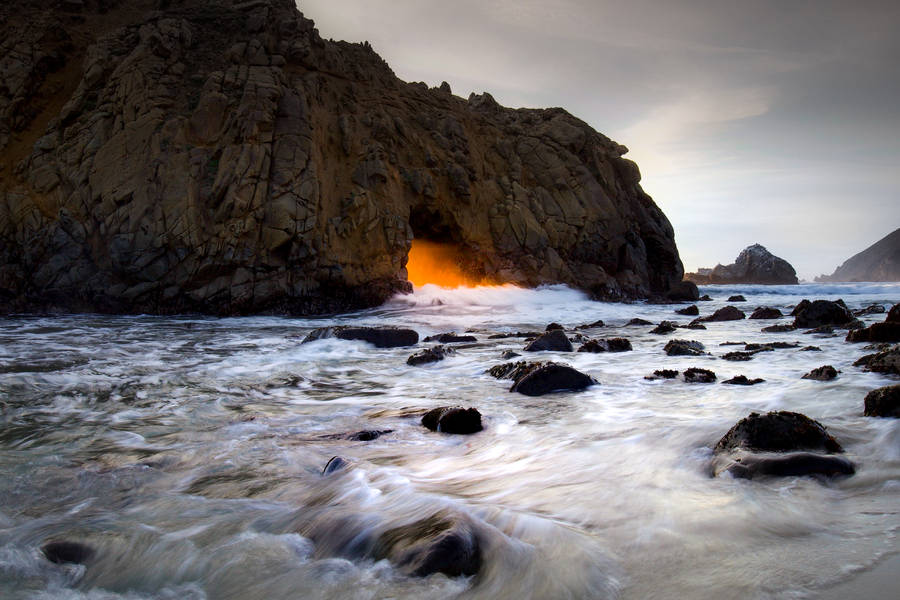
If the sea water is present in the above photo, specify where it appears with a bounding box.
[0,283,897,599]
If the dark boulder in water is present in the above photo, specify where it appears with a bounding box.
[500,350,521,360]
[699,306,746,322]
[800,346,822,352]
[714,411,843,454]
[509,364,596,396]
[303,326,419,348]
[626,318,653,326]
[676,305,699,316]
[802,365,839,381]
[323,456,351,475]
[575,319,605,329]
[749,307,782,319]
[846,304,900,342]
[854,304,886,316]
[722,375,765,385]
[41,540,95,565]
[407,345,456,366]
[578,338,632,353]
[863,384,900,418]
[718,452,855,479]
[488,361,540,382]
[854,345,900,375]
[792,300,855,329]
[523,329,573,352]
[728,295,747,302]
[650,321,678,334]
[722,351,755,361]
[683,367,716,383]
[699,294,713,301]
[422,407,483,434]
[375,512,481,578]
[645,369,679,380]
[423,332,478,344]
[664,339,705,356]
[545,323,565,331]
[803,325,834,335]
[323,430,393,442]
[666,280,701,302]
[762,324,797,333]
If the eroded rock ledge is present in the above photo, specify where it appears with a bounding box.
[0,0,689,315]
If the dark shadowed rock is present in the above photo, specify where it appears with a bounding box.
[510,364,597,396]
[683,368,716,383]
[718,452,855,479]
[890,304,900,322]
[846,322,900,343]
[745,342,798,351]
[855,345,900,375]
[699,294,713,301]
[792,300,855,329]
[714,411,843,454]
[855,304,886,316]
[666,280,700,301]
[545,323,565,331]
[664,339,705,356]
[802,365,838,381]
[488,360,540,382]
[722,375,765,385]
[723,351,755,361]
[523,329,573,352]
[488,331,542,339]
[791,299,812,316]
[699,306,746,322]
[682,321,707,330]
[627,318,653,326]
[650,321,678,334]
[304,326,419,348]
[762,324,797,333]
[800,346,822,352]
[575,319,605,329]
[749,307,782,319]
[41,540,95,565]
[422,407,483,434]
[423,332,477,343]
[500,350,521,360]
[645,369,679,380]
[323,430,393,442]
[578,338,632,353]
[685,244,798,285]
[407,345,456,366]
[375,513,481,578]
[676,305,699,316]
[803,325,834,335]
[863,385,900,417]
[728,295,746,302]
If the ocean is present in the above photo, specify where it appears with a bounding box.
[0,282,897,599]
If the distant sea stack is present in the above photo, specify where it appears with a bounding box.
[815,228,900,282]
[685,244,798,285]
[0,0,692,316]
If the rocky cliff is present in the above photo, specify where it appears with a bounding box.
[0,0,691,315]
[815,228,900,282]
[685,244,798,285]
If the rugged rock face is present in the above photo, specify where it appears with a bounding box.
[816,228,900,282]
[685,244,798,285]
[0,0,689,315]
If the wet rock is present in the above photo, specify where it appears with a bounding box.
[699,294,713,301]
[749,307,782,319]
[422,407,483,434]
[41,540,95,565]
[762,324,797,333]
[699,306,746,322]
[676,305,699,316]
[407,345,456,366]
[682,322,707,330]
[714,411,843,453]
[803,325,834,335]
[890,304,900,322]
[500,350,521,360]
[578,338,632,353]
[800,346,822,352]
[728,295,747,302]
[375,512,481,577]
[792,300,855,329]
[545,323,565,331]
[664,339,705,356]
[423,332,477,343]
[745,342,797,351]
[488,331,542,339]
[722,375,765,385]
[854,304,886,316]
[645,369,679,380]
[683,367,716,383]
[626,318,652,326]
[303,326,419,348]
[854,345,900,375]
[846,322,900,343]
[523,329,573,352]
[509,363,597,396]
[487,361,540,382]
[323,456,351,475]
[649,321,678,334]
[791,299,812,316]
[719,452,855,479]
[723,351,755,361]
[575,319,605,329]
[666,280,701,302]
[323,430,393,442]
[802,365,839,381]
[864,384,900,417]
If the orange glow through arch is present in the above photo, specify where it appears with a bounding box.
[406,240,494,288]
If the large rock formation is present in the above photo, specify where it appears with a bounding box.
[815,228,900,282]
[685,244,798,285]
[0,0,690,315]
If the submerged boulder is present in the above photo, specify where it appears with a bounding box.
[683,367,716,383]
[423,332,478,344]
[422,407,483,434]
[523,329,573,352]
[664,339,705,356]
[323,456,351,475]
[303,326,419,348]
[375,512,482,578]
[854,345,900,375]
[41,540,95,565]
[717,452,855,479]
[802,365,839,381]
[698,306,746,322]
[676,305,699,316]
[749,307,782,319]
[722,375,765,385]
[649,321,678,334]
[714,411,843,454]
[578,337,632,352]
[407,345,456,366]
[645,369,679,380]
[509,363,597,396]
[728,295,747,302]
[863,384,900,417]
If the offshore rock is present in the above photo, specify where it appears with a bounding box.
[714,411,843,454]
[407,345,455,366]
[802,365,839,381]
[421,406,483,434]
[578,337,632,352]
[816,228,900,282]
[854,345,900,376]
[302,326,418,348]
[683,367,716,383]
[697,306,745,323]
[793,300,855,329]
[0,0,689,315]
[685,244,798,285]
[846,303,900,343]
[663,339,705,356]
[509,363,596,396]
[749,307,782,319]
[863,384,900,418]
[375,512,482,577]
[523,329,573,352]
[722,375,765,385]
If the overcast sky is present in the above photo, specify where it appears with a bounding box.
[301,0,899,280]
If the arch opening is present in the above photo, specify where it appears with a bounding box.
[405,206,495,288]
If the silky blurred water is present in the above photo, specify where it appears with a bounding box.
[0,283,898,599]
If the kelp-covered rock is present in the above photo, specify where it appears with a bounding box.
[407,345,456,366]
[0,0,689,315]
